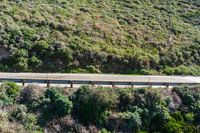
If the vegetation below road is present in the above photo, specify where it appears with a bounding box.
[0,0,200,75]
[1,82,200,133]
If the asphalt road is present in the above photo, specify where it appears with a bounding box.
[0,73,200,84]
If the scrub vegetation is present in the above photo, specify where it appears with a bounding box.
[1,82,200,132]
[0,0,199,75]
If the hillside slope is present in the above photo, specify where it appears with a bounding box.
[0,0,200,75]
[1,83,200,133]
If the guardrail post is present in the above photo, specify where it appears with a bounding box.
[22,79,25,86]
[47,80,50,87]
[112,82,115,88]
[130,83,134,88]
[148,83,152,88]
[91,81,95,87]
[70,81,73,88]
[166,83,169,88]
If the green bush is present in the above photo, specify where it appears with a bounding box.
[120,111,142,132]
[163,117,184,133]
[118,90,134,111]
[99,128,111,133]
[163,113,196,133]
[130,89,171,132]
[72,86,116,125]
[86,65,101,73]
[43,87,73,118]
[0,93,14,107]
[0,82,20,98]
[10,105,39,131]
[173,86,200,111]
[185,113,195,124]
[29,56,42,69]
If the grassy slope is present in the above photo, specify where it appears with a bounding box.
[0,0,199,74]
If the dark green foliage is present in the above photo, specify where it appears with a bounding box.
[72,86,116,126]
[163,112,196,133]
[173,86,200,112]
[120,111,142,132]
[43,87,73,118]
[131,89,170,132]
[118,90,134,111]
[172,86,200,129]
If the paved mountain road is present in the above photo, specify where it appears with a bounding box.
[0,73,200,84]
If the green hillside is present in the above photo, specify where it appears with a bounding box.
[0,0,200,74]
[1,82,200,132]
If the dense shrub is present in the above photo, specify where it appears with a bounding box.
[20,84,45,105]
[72,86,117,126]
[0,110,27,133]
[172,86,200,128]
[163,112,196,133]
[0,82,20,107]
[120,111,142,132]
[42,87,73,121]
[117,89,134,111]
[0,82,20,97]
[173,86,200,111]
[0,93,14,107]
[10,105,39,131]
[128,89,171,132]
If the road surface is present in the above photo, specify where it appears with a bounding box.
[0,73,200,86]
